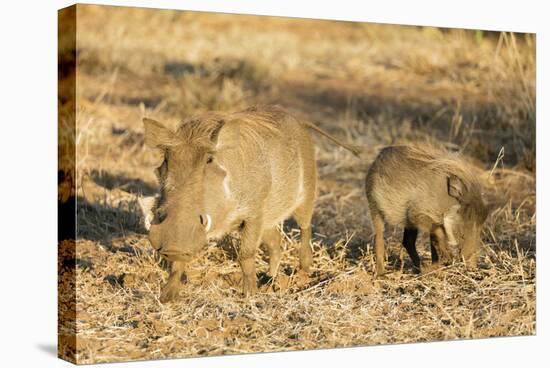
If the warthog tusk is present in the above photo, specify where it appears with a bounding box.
[138,195,157,231]
[204,214,212,232]
[144,213,153,231]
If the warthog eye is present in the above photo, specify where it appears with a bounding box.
[155,208,167,224]
[206,155,214,164]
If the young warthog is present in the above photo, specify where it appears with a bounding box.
[365,145,488,275]
[143,105,359,301]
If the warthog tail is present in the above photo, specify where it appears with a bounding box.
[303,121,362,157]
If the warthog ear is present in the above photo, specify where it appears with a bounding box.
[210,119,225,144]
[447,175,465,201]
[143,118,175,148]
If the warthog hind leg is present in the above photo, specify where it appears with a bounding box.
[370,209,386,276]
[262,227,282,277]
[293,203,314,274]
[430,233,440,264]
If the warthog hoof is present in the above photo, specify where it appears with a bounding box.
[375,265,386,278]
[242,278,258,297]
[160,277,184,303]
[421,263,439,274]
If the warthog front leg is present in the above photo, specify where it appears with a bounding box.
[430,225,452,266]
[160,261,187,303]
[239,218,263,296]
[402,227,420,273]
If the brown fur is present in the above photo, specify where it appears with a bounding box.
[365,145,488,275]
[143,105,358,301]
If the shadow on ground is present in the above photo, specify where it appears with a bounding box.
[36,343,57,358]
[89,169,157,197]
[76,196,146,248]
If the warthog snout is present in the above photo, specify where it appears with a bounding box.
[148,223,163,251]
[148,212,209,262]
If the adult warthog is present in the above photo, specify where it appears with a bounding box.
[365,145,488,275]
[143,105,360,301]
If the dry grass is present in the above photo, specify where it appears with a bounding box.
[58,4,535,364]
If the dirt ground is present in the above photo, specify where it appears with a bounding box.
[58,5,535,364]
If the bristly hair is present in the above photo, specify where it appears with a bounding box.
[174,105,285,147]
[175,112,225,145]
[397,145,484,194]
